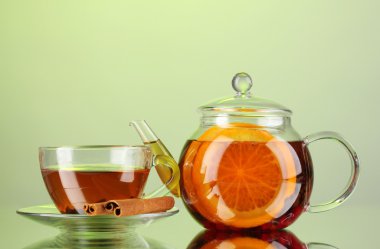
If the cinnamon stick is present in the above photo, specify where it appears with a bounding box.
[113,196,174,217]
[83,196,175,217]
[84,202,114,216]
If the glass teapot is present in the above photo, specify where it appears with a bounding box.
[178,72,360,231]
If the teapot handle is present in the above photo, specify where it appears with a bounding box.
[143,155,180,198]
[306,242,339,249]
[304,131,360,213]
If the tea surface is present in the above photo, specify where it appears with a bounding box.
[41,165,150,214]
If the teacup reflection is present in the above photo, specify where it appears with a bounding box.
[23,232,175,249]
[187,230,338,249]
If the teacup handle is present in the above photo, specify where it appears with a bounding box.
[304,131,360,213]
[144,155,180,198]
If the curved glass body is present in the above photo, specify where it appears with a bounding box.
[179,72,359,230]
[179,116,314,230]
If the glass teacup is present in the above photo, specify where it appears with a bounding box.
[39,145,179,214]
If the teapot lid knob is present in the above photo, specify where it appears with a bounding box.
[232,72,253,97]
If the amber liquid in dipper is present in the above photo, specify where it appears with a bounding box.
[41,165,150,214]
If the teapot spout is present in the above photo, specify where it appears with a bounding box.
[130,120,180,197]
[129,120,158,143]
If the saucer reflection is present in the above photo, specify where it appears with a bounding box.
[23,233,175,249]
[187,230,338,249]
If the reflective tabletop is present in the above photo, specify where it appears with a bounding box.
[1,204,377,248]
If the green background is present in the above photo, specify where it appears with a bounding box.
[0,1,379,248]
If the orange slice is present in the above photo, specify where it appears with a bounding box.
[198,124,273,142]
[190,123,297,228]
[217,142,282,211]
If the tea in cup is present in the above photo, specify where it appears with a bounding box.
[39,145,178,214]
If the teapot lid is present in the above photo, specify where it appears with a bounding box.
[199,72,292,117]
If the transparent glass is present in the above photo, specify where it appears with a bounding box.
[179,72,360,231]
[40,145,179,214]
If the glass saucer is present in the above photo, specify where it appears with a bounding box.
[17,204,179,248]
[17,204,179,230]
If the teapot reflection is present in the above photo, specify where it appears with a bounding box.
[187,230,338,249]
